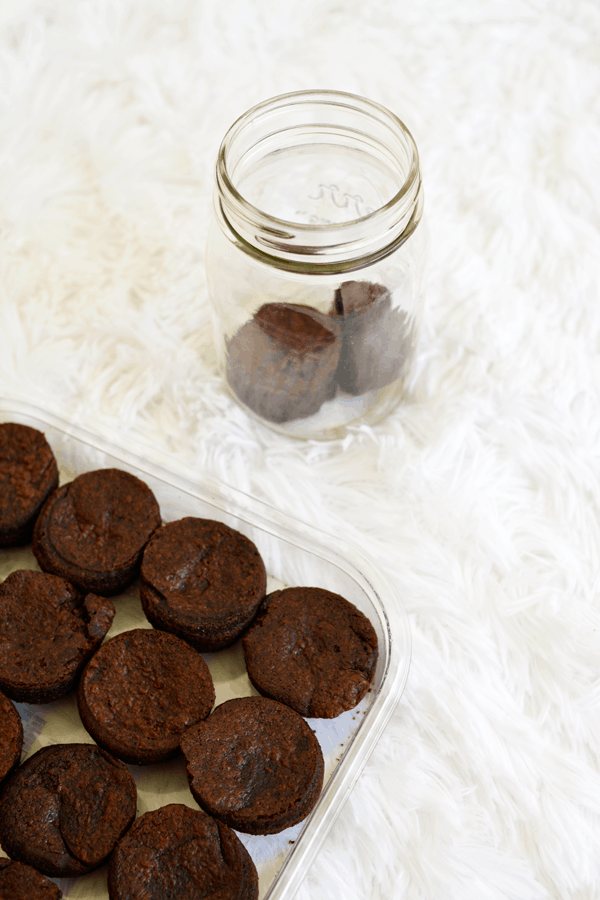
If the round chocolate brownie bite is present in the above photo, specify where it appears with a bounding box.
[78,627,215,765]
[0,422,59,547]
[0,691,23,785]
[32,467,161,595]
[0,743,137,878]
[0,858,63,900]
[242,586,379,718]
[140,517,267,652]
[226,302,341,424]
[107,803,258,900]
[0,569,115,704]
[180,696,324,835]
[329,280,410,396]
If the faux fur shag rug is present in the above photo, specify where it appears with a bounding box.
[1,1,600,898]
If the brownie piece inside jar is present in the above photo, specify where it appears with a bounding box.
[0,743,137,878]
[140,517,267,652]
[329,280,411,395]
[0,690,23,785]
[0,569,115,704]
[0,858,63,900]
[77,627,215,765]
[32,467,161,595]
[226,302,341,423]
[107,803,258,900]
[0,422,59,547]
[243,586,379,718]
[180,696,324,835]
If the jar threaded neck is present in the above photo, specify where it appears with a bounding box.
[215,90,424,275]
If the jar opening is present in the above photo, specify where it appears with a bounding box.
[215,90,424,274]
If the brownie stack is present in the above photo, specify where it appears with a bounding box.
[225,280,411,425]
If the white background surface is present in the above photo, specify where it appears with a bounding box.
[1,1,600,898]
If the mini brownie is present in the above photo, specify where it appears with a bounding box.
[0,569,115,704]
[329,280,410,395]
[226,302,341,423]
[180,696,324,835]
[243,586,379,718]
[78,627,215,765]
[32,467,161,595]
[140,517,267,652]
[0,422,59,547]
[0,691,23,785]
[107,803,258,900]
[0,743,136,878]
[0,858,63,899]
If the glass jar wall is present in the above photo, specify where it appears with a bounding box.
[206,90,429,440]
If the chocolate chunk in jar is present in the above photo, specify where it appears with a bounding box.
[0,569,115,704]
[226,302,341,423]
[0,422,59,547]
[329,280,411,395]
[0,743,137,877]
[107,803,258,900]
[180,696,324,835]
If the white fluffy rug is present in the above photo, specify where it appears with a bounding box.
[2,1,600,898]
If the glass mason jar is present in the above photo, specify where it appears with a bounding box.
[206,90,428,440]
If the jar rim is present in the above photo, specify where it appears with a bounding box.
[215,89,424,272]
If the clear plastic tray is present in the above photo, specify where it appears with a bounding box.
[0,392,411,900]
